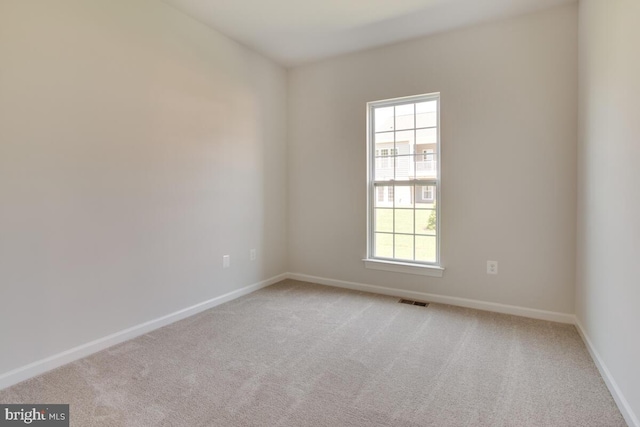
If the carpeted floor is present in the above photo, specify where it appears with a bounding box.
[0,280,627,426]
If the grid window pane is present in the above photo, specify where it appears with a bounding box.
[372,182,438,263]
[395,104,415,130]
[395,130,415,151]
[394,209,413,234]
[395,235,414,260]
[415,185,436,209]
[374,186,394,207]
[416,101,437,128]
[375,107,395,132]
[375,209,393,233]
[394,155,414,181]
[416,128,437,144]
[415,235,437,262]
[375,132,394,143]
[375,233,393,258]
[415,209,436,236]
[416,152,436,179]
[393,185,413,207]
[375,156,394,182]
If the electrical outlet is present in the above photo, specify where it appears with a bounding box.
[250,249,256,261]
[487,260,498,275]
[223,255,230,268]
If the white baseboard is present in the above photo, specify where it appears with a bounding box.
[0,273,288,391]
[287,272,575,324]
[575,318,639,427]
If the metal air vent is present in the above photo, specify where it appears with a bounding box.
[399,299,429,307]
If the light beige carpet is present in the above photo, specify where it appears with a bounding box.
[0,280,627,426]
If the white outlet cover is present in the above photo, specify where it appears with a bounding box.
[487,261,498,275]
[223,255,230,268]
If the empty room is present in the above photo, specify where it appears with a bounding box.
[0,0,638,426]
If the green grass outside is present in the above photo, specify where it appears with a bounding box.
[374,208,437,262]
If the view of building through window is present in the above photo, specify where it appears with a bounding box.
[368,94,440,264]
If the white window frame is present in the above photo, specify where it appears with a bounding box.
[364,93,443,277]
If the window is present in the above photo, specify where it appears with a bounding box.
[377,185,395,204]
[365,93,442,276]
[380,149,390,167]
[376,148,397,169]
[422,185,434,201]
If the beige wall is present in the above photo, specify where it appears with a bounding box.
[2,2,638,421]
[288,4,578,314]
[577,0,640,424]
[0,0,288,375]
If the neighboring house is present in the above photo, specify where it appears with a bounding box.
[374,112,437,207]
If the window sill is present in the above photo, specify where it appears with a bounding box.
[363,259,444,277]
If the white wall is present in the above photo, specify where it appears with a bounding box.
[0,0,287,376]
[288,4,578,314]
[577,0,640,424]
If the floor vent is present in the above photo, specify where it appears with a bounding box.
[399,299,429,307]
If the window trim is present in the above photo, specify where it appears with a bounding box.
[363,258,444,277]
[365,92,443,274]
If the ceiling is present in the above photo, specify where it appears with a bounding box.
[162,0,575,67]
